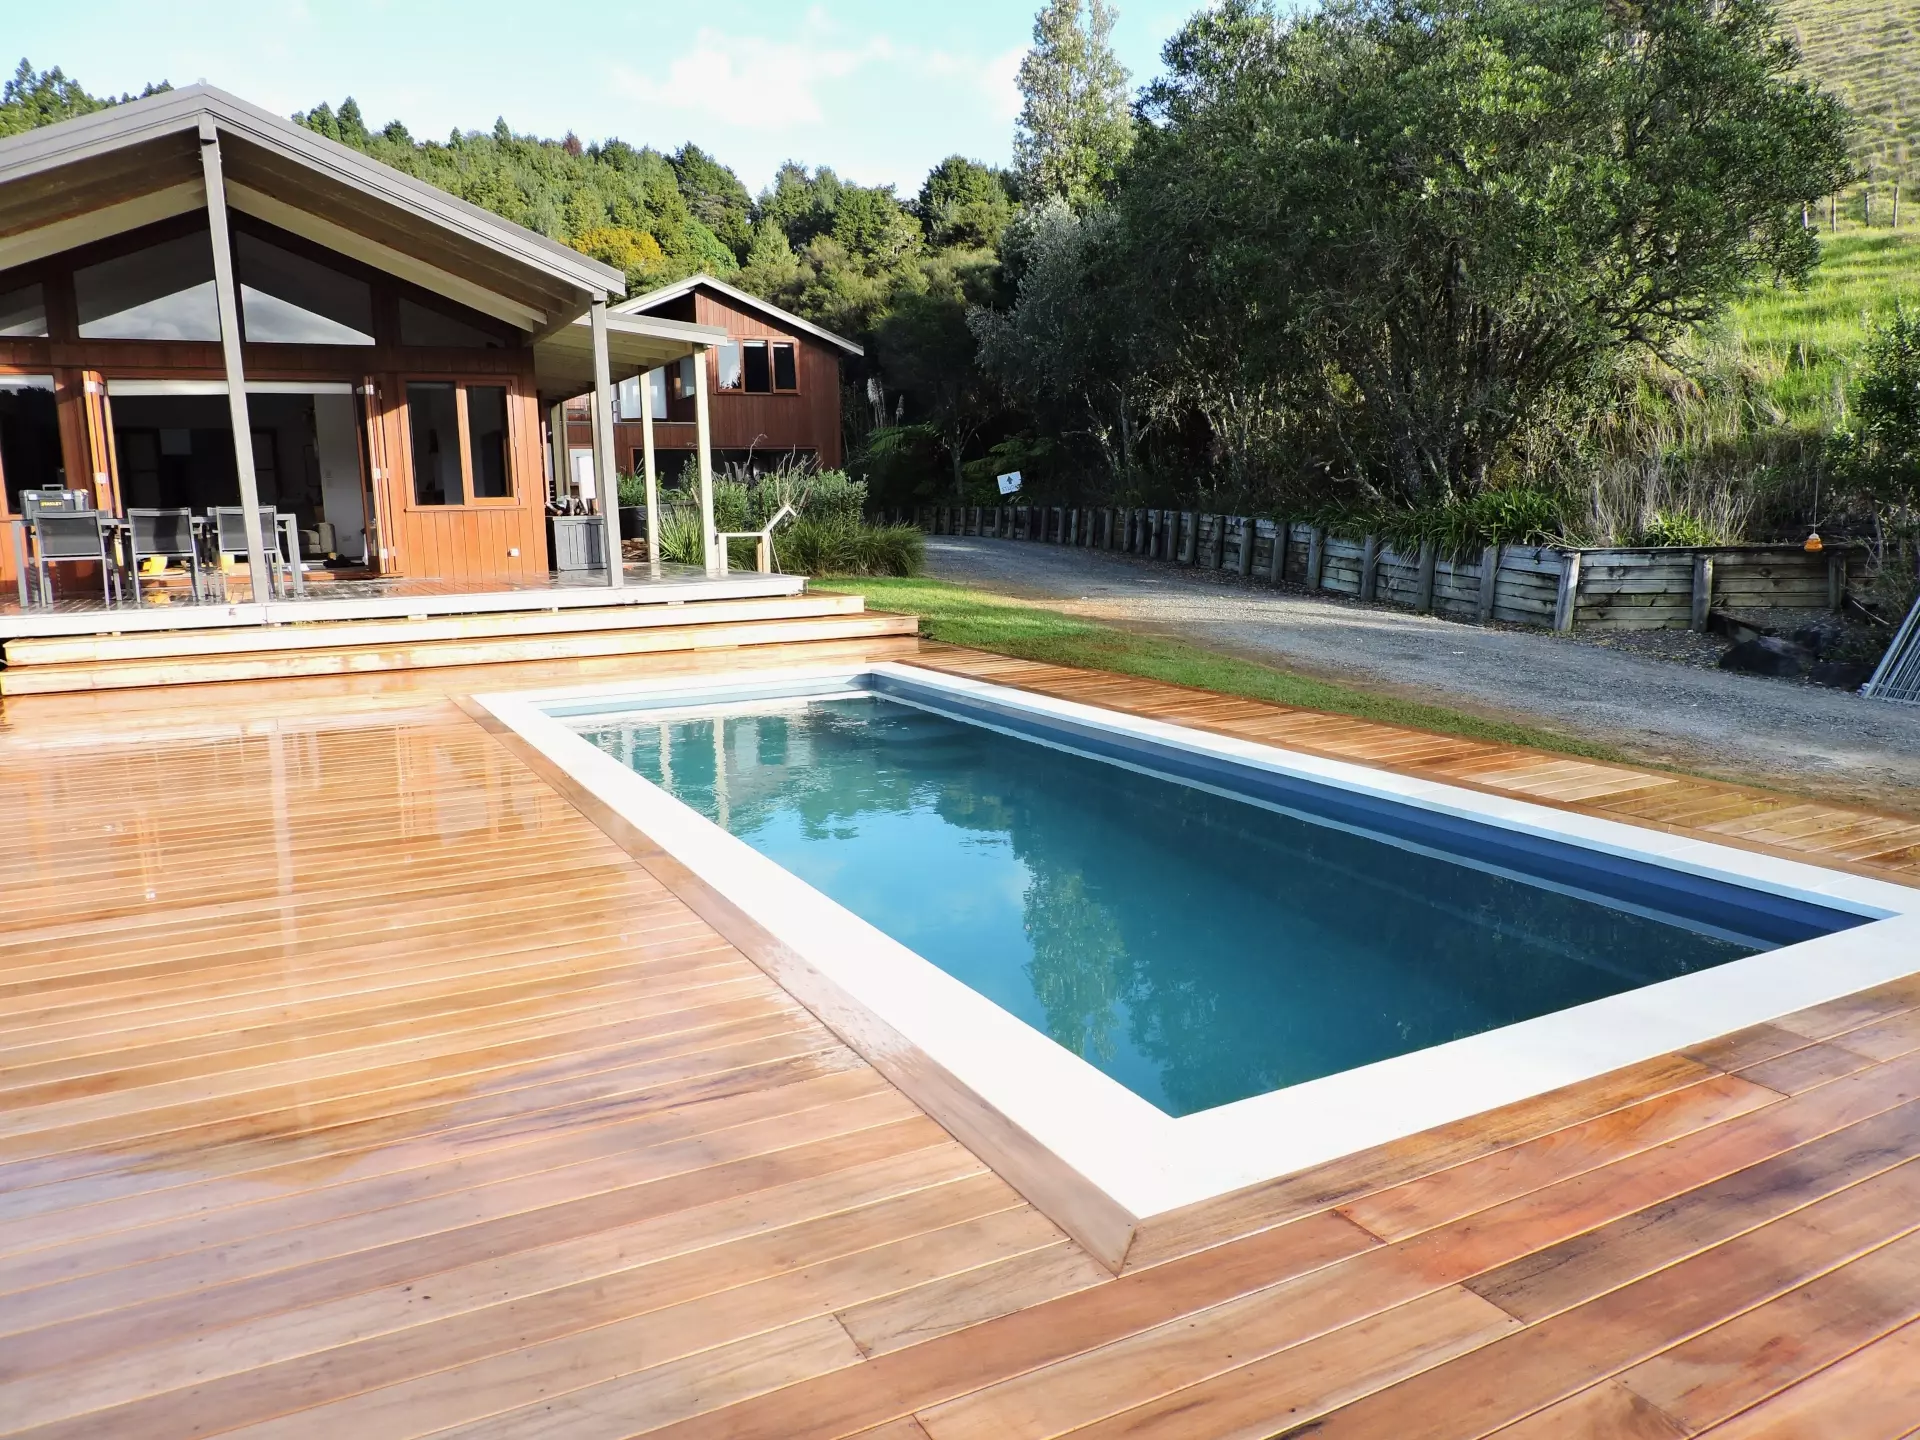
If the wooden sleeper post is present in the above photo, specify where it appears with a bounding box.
[1691,552,1715,631]
[1477,544,1500,624]
[1359,536,1381,602]
[1306,526,1326,591]
[1237,517,1255,576]
[1553,550,1582,633]
[1416,540,1438,613]
[1269,522,1288,584]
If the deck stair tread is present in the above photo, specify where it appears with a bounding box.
[0,596,917,695]
[1,593,868,666]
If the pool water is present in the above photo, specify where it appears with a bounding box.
[580,694,1762,1117]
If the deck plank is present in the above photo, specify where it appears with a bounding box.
[2,638,1916,1439]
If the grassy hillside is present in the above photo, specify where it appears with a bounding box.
[1725,230,1920,432]
[1780,0,1920,209]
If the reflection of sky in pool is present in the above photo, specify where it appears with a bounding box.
[581,697,1758,1117]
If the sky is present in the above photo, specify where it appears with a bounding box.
[8,0,1199,195]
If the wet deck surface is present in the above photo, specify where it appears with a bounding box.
[1,638,1916,1439]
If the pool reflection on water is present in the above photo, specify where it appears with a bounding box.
[580,696,1757,1118]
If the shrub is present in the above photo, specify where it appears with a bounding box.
[1639,510,1718,547]
[775,518,923,576]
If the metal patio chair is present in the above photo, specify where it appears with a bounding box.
[29,510,123,607]
[126,508,207,603]
[209,506,293,600]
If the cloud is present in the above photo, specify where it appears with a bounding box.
[608,26,896,131]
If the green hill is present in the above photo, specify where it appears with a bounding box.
[1729,230,1920,432]
[1781,0,1920,205]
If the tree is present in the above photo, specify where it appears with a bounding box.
[916,156,1014,249]
[877,285,996,498]
[670,143,754,260]
[1013,0,1134,209]
[1125,0,1855,504]
[973,200,1145,483]
[0,58,167,138]
[1837,305,1920,517]
[830,185,923,275]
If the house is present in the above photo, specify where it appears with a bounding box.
[561,274,862,496]
[0,83,734,601]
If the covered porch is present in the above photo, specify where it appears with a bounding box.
[0,85,743,635]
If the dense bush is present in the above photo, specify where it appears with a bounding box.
[641,461,923,576]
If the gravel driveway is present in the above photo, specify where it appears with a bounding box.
[924,536,1920,813]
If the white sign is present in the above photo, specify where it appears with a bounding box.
[996,470,1023,495]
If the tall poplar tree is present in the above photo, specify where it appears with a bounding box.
[1013,0,1134,210]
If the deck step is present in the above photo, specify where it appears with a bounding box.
[0,610,919,694]
[1,593,866,667]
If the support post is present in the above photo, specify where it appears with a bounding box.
[1307,526,1326,590]
[1268,522,1287,584]
[1415,540,1438,614]
[588,297,622,589]
[1180,512,1197,565]
[1691,552,1715,631]
[639,368,661,577]
[1359,535,1381,602]
[1553,551,1582,633]
[199,120,272,598]
[1237,517,1255,576]
[546,400,567,503]
[1478,544,1500,624]
[1828,552,1847,613]
[692,343,717,577]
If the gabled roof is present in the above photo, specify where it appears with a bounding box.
[613,273,864,356]
[0,84,625,329]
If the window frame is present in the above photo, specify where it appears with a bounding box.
[401,377,519,511]
[710,337,800,396]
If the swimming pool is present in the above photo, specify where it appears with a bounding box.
[481,663,1920,1265]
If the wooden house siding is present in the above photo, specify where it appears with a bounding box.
[571,282,848,474]
[1,214,556,589]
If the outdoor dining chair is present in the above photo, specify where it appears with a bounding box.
[29,510,123,607]
[125,508,207,603]
[210,506,294,599]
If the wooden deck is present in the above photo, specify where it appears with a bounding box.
[1,638,1917,1439]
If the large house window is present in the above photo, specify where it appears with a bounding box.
[399,297,504,348]
[236,234,375,345]
[0,375,62,512]
[0,285,48,339]
[742,340,771,393]
[615,371,670,421]
[408,383,460,505]
[714,339,798,394]
[407,380,514,505]
[74,232,221,341]
[466,385,510,498]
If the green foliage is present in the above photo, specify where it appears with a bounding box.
[1834,303,1920,512]
[1124,0,1855,504]
[0,58,167,137]
[916,156,1016,248]
[668,143,754,260]
[1014,0,1135,208]
[776,518,924,577]
[293,98,738,294]
[1640,511,1721,547]
[1310,487,1566,559]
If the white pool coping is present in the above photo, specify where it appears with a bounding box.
[476,661,1920,1267]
